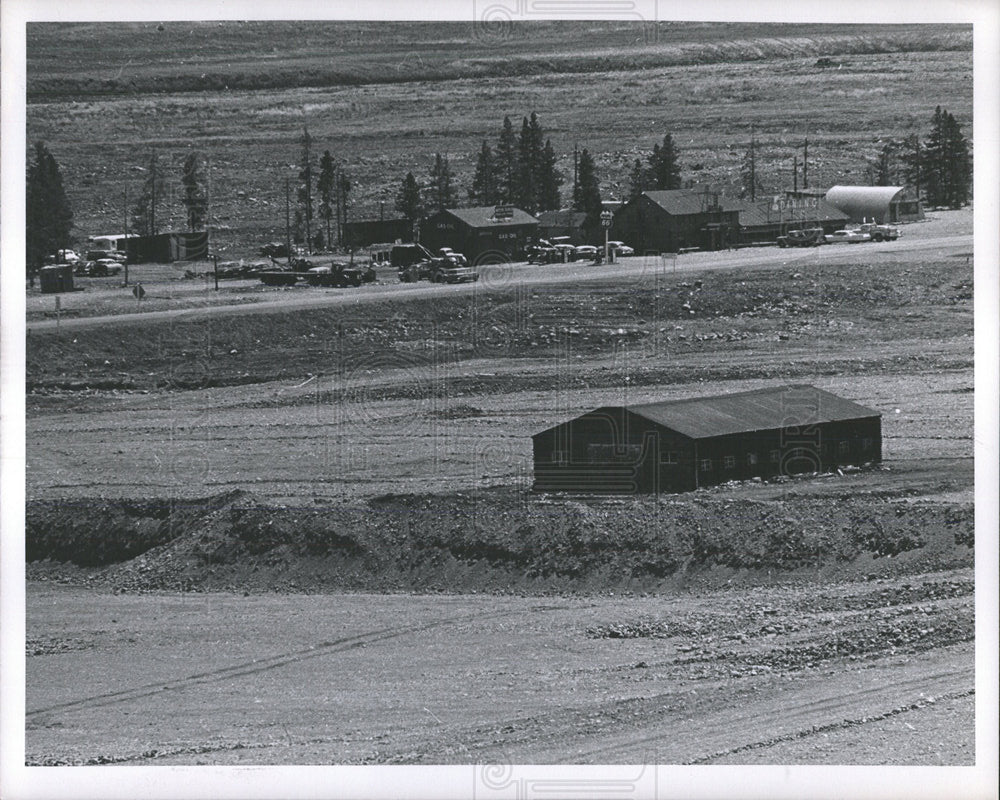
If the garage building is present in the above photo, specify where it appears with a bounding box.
[824,185,924,224]
[533,385,882,494]
[420,206,539,264]
[610,189,744,253]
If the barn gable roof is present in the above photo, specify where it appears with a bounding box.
[438,206,539,227]
[643,189,744,216]
[627,385,880,439]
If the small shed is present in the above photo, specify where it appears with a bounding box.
[533,385,882,494]
[824,186,924,224]
[38,264,75,293]
[611,189,743,253]
[344,218,413,248]
[420,206,539,264]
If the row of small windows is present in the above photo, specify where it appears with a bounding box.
[555,438,873,465]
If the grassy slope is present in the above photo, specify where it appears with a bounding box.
[24,22,972,258]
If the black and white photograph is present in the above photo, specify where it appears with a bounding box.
[1,1,997,798]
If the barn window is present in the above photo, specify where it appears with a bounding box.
[769,449,780,463]
[660,450,678,464]
[699,459,712,472]
[723,455,736,469]
[838,440,850,454]
[746,452,758,466]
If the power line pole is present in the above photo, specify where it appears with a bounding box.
[284,177,292,266]
[793,155,798,193]
[802,137,809,189]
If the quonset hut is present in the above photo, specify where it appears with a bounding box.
[823,185,924,224]
[532,385,882,494]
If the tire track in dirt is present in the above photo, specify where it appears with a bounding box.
[563,660,973,764]
[26,608,517,720]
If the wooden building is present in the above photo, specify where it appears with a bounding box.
[532,385,882,494]
[420,206,539,264]
[610,189,744,253]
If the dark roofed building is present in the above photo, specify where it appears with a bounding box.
[420,206,539,263]
[738,197,849,244]
[533,385,882,493]
[537,210,588,242]
[610,189,743,253]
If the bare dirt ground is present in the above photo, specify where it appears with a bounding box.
[22,210,978,766]
[25,574,973,766]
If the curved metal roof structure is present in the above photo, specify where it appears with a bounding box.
[824,185,904,223]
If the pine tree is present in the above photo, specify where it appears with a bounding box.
[428,153,457,212]
[297,127,315,253]
[940,110,971,207]
[627,158,649,201]
[573,148,602,240]
[495,115,519,205]
[337,169,351,246]
[537,139,562,212]
[26,141,73,275]
[180,152,208,231]
[131,153,166,237]
[739,134,759,200]
[872,142,895,187]
[516,116,537,212]
[317,150,336,250]
[470,141,497,205]
[648,133,682,190]
[395,172,423,221]
[900,134,923,200]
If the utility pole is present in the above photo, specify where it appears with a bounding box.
[284,177,292,266]
[573,143,579,203]
[123,183,129,286]
[793,155,799,192]
[802,137,809,189]
[749,129,756,202]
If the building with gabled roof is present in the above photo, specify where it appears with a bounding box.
[420,206,539,263]
[610,189,744,253]
[532,385,882,493]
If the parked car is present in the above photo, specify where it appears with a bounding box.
[551,243,577,262]
[824,229,871,244]
[526,240,560,264]
[46,248,81,265]
[574,245,598,260]
[607,240,635,257]
[776,228,827,248]
[857,222,900,242]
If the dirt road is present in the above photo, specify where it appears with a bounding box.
[25,570,974,766]
[25,231,971,332]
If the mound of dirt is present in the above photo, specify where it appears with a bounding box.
[25,488,974,594]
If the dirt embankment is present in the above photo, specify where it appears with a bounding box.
[26,487,973,594]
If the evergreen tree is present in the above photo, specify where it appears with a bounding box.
[648,133,682,190]
[516,116,538,212]
[495,115,519,205]
[923,107,971,208]
[627,158,650,201]
[469,141,497,205]
[131,153,166,237]
[395,172,423,221]
[873,142,894,186]
[573,148,602,240]
[900,134,923,200]
[739,134,760,200]
[297,127,315,252]
[537,139,562,212]
[180,152,208,231]
[317,150,337,249]
[26,141,74,275]
[337,169,352,246]
[427,153,457,212]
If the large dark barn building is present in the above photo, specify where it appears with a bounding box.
[420,206,539,263]
[533,385,882,494]
[611,189,744,253]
